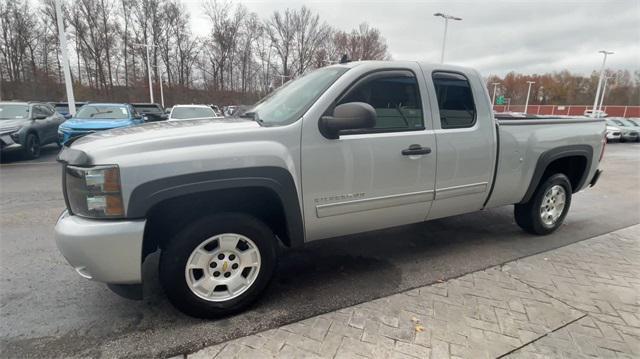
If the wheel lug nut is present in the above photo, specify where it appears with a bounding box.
[210,262,217,268]
[224,272,231,278]
[229,254,236,260]
[232,263,238,270]
[213,271,220,277]
[218,254,225,260]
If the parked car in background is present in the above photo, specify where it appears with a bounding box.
[627,119,640,127]
[50,102,87,119]
[58,103,145,145]
[584,109,607,118]
[209,105,223,117]
[0,101,65,159]
[132,103,167,122]
[223,105,238,117]
[605,124,622,142]
[55,61,605,318]
[606,118,639,142]
[168,105,223,121]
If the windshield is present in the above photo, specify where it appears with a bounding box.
[75,105,130,119]
[0,104,29,120]
[611,119,628,127]
[134,105,162,113]
[247,67,348,125]
[171,106,216,119]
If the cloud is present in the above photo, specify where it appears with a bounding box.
[185,0,640,75]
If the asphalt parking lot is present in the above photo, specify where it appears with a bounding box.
[1,143,639,358]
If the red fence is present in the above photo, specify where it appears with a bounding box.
[492,105,640,118]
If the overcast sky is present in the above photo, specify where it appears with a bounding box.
[184,0,639,76]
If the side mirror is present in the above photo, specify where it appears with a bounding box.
[319,102,376,139]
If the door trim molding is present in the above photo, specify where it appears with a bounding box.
[435,182,488,200]
[316,190,434,218]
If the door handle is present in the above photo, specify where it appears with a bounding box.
[402,144,431,156]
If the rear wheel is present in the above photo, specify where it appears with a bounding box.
[23,133,40,159]
[159,213,277,318]
[515,173,572,235]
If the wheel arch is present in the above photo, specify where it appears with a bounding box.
[128,167,304,260]
[519,145,593,204]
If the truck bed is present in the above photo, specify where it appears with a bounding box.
[485,117,605,208]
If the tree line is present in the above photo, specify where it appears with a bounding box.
[487,69,640,106]
[0,0,389,105]
[2,0,638,107]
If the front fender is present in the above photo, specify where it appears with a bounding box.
[127,167,304,247]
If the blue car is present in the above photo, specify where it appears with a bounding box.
[58,103,145,145]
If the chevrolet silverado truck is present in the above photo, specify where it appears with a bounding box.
[55,61,606,318]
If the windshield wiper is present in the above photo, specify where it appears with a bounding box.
[239,111,263,126]
[89,110,114,117]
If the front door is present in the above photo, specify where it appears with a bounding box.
[301,65,437,241]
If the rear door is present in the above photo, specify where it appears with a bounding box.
[423,70,497,220]
[301,64,437,241]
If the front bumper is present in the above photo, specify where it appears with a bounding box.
[54,210,146,284]
[0,134,23,151]
[621,132,639,141]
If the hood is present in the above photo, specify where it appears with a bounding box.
[0,119,27,130]
[61,118,135,130]
[72,118,260,155]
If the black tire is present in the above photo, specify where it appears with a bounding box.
[159,213,277,318]
[23,133,41,159]
[514,173,572,235]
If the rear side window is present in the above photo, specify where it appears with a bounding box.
[338,70,424,132]
[432,72,476,129]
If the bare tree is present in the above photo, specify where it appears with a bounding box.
[266,8,295,78]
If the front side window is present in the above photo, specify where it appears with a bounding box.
[337,71,424,132]
[75,105,130,119]
[432,72,476,129]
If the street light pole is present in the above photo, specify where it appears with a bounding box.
[524,81,535,114]
[598,76,614,113]
[133,43,158,103]
[592,50,614,117]
[491,82,500,106]
[159,73,165,108]
[55,0,76,115]
[434,13,462,63]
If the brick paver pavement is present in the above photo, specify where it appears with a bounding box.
[186,225,639,358]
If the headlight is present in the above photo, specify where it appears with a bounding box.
[0,126,21,136]
[64,165,124,218]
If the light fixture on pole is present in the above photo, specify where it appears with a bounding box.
[54,0,76,115]
[491,82,500,106]
[524,81,535,114]
[592,50,614,117]
[598,75,615,113]
[434,13,462,63]
[133,43,158,103]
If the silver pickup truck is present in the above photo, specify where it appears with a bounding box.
[55,61,605,318]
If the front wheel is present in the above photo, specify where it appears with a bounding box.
[514,173,572,235]
[159,213,277,318]
[23,133,41,159]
